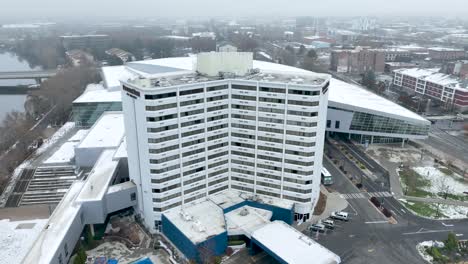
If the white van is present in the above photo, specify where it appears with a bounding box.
[331,211,349,221]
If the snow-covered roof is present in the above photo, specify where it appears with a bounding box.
[68,129,89,142]
[100,56,428,125]
[77,112,125,150]
[101,66,136,89]
[113,137,127,159]
[77,149,119,202]
[209,189,294,210]
[73,83,121,104]
[329,78,429,124]
[22,181,85,264]
[252,221,341,264]
[107,181,135,194]
[428,47,465,52]
[0,218,48,264]
[43,141,78,164]
[163,200,226,244]
[395,68,468,92]
[225,206,272,238]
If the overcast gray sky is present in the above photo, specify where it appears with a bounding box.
[1,0,468,19]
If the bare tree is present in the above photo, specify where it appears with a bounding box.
[436,177,453,200]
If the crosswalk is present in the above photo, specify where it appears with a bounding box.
[340,191,392,200]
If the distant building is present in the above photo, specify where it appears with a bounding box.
[428,47,466,61]
[373,48,412,62]
[393,68,468,111]
[384,62,418,73]
[217,44,237,52]
[330,48,385,74]
[443,60,468,79]
[60,34,110,51]
[65,49,94,67]
[190,32,216,52]
[105,48,135,63]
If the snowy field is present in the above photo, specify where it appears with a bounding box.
[414,166,468,196]
[400,199,468,219]
[0,218,48,264]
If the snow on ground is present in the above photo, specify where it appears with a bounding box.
[35,122,75,156]
[416,241,444,263]
[438,204,468,219]
[0,218,48,264]
[414,166,468,195]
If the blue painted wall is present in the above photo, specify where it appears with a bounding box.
[223,201,294,225]
[162,214,227,263]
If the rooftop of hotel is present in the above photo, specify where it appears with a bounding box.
[252,221,341,264]
[123,53,329,88]
[100,55,429,124]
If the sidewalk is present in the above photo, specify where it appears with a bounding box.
[296,186,348,232]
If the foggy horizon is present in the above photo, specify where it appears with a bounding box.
[2,0,468,21]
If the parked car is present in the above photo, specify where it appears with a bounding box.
[331,211,349,221]
[322,219,335,229]
[309,223,326,232]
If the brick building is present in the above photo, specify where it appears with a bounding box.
[393,68,468,111]
[330,48,385,74]
[428,47,466,61]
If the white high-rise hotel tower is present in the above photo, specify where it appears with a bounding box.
[122,52,330,232]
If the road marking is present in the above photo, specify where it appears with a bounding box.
[365,221,388,224]
[441,222,454,227]
[403,229,453,235]
[347,202,359,216]
[456,234,464,237]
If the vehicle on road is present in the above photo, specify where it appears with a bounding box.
[309,223,326,232]
[321,167,333,185]
[322,219,335,229]
[331,211,349,221]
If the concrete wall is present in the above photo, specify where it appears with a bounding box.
[106,183,137,213]
[75,147,104,168]
[48,207,85,264]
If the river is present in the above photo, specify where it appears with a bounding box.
[0,51,41,122]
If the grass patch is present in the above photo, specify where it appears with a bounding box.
[401,201,447,219]
[228,240,245,246]
[399,168,434,197]
[438,192,467,202]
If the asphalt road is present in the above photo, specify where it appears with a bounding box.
[317,142,468,264]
